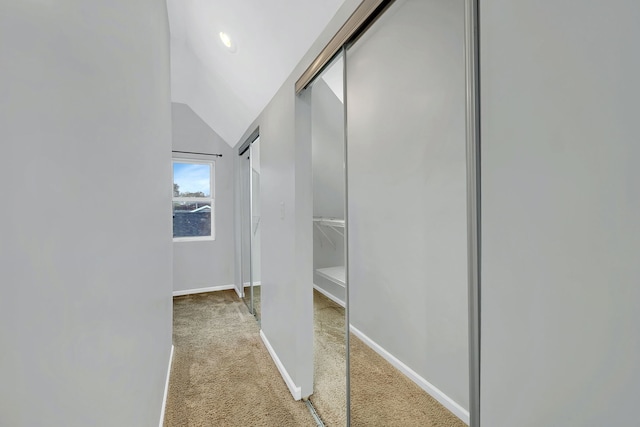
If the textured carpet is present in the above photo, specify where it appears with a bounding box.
[164,291,315,427]
[310,289,465,426]
[350,333,467,427]
[310,291,347,426]
[165,289,466,427]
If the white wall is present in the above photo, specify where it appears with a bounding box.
[172,103,235,292]
[233,0,362,398]
[480,1,640,425]
[346,0,469,412]
[0,2,173,426]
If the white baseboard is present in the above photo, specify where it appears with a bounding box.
[242,281,262,287]
[349,325,470,425]
[237,282,261,298]
[313,284,345,308]
[172,284,235,297]
[259,330,302,401]
[159,344,174,427]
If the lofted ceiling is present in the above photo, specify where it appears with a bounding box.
[167,0,348,147]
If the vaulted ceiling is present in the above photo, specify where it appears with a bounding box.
[167,0,348,147]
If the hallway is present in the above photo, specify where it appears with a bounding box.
[4,1,640,425]
[164,291,315,426]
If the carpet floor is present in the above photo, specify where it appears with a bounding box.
[311,289,466,427]
[165,289,466,427]
[164,291,315,426]
[350,333,466,427]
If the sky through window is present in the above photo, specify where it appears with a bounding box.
[173,162,211,197]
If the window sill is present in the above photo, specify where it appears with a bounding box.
[173,236,216,243]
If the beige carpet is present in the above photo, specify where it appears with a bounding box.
[310,292,466,427]
[165,289,466,427]
[164,291,315,427]
[350,333,466,427]
[310,291,347,426]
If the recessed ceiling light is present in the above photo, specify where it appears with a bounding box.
[219,32,237,53]
[219,32,231,48]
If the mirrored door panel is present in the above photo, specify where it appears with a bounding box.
[307,51,347,426]
[346,0,469,425]
[240,136,261,322]
[240,151,253,315]
[250,138,261,321]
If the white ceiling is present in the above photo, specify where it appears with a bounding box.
[167,0,348,147]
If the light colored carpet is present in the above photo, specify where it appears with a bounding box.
[310,290,347,426]
[310,292,466,427]
[164,291,315,427]
[165,289,466,427]
[350,333,467,427]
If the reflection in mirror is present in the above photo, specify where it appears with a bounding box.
[308,51,347,425]
[240,150,252,313]
[346,0,469,425]
[241,137,261,322]
[250,138,261,321]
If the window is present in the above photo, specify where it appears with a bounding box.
[172,159,214,241]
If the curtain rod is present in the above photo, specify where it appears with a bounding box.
[172,150,222,158]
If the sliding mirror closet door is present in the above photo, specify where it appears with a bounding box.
[346,0,470,425]
[240,136,261,321]
[240,150,254,315]
[307,51,348,426]
[250,138,261,320]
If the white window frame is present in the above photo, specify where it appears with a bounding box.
[172,157,215,242]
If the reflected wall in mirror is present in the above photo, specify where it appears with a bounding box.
[250,138,261,320]
[346,0,469,425]
[307,51,347,426]
[241,136,261,321]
